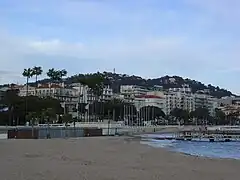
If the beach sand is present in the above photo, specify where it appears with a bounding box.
[0,137,239,180]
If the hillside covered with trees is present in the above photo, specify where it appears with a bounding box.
[0,71,234,98]
[66,72,234,98]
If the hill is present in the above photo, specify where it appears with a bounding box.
[66,72,233,98]
[0,72,234,98]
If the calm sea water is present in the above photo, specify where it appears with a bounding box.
[140,134,240,160]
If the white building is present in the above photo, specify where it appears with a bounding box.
[17,83,78,100]
[165,92,195,115]
[169,84,192,94]
[120,85,149,101]
[15,83,79,114]
[18,85,36,96]
[71,83,113,103]
[134,94,165,113]
[207,97,219,116]
[194,93,219,116]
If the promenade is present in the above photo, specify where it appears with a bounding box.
[1,123,238,139]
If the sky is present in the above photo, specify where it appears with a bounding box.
[0,0,240,94]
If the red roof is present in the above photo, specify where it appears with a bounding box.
[135,95,162,99]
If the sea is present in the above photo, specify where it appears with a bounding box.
[140,134,240,160]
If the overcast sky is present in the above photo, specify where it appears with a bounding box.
[0,0,240,94]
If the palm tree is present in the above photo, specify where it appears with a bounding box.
[47,68,67,108]
[32,66,43,96]
[58,69,67,80]
[22,68,33,96]
[47,68,67,84]
[47,68,59,97]
[47,68,55,97]
[22,68,33,121]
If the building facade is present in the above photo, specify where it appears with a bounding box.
[165,92,195,115]
[169,84,192,94]
[194,93,219,116]
[134,94,165,112]
[120,85,149,102]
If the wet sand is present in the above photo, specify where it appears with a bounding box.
[0,137,239,180]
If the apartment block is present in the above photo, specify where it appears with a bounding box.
[194,93,219,116]
[71,83,113,103]
[165,92,195,115]
[120,85,149,102]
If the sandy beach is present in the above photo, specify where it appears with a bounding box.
[0,137,239,180]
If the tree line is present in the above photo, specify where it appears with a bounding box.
[169,107,239,125]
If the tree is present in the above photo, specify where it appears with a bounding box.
[0,92,64,126]
[138,106,166,125]
[83,73,105,121]
[32,66,43,95]
[58,69,68,80]
[226,111,239,125]
[22,68,33,95]
[180,110,190,125]
[190,107,209,125]
[170,108,181,124]
[22,68,33,120]
[152,106,166,118]
[62,114,72,126]
[47,68,67,83]
[74,76,88,121]
[214,108,226,125]
[0,89,21,125]
[47,68,58,97]
[47,68,68,97]
[170,108,190,125]
[103,98,129,122]
[47,68,56,82]
[86,73,105,97]
[139,106,165,120]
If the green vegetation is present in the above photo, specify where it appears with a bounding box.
[0,89,63,125]
[169,107,239,125]
[67,72,233,98]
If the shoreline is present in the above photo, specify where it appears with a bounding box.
[122,136,240,164]
[138,135,240,161]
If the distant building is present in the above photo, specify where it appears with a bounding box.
[120,85,149,102]
[194,93,219,116]
[165,92,195,115]
[169,85,192,94]
[134,94,165,113]
[71,83,113,103]
[18,85,35,96]
[152,85,163,91]
[218,104,240,117]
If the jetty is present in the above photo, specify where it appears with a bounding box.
[150,126,240,142]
